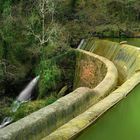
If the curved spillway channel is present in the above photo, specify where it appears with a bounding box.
[76,84,140,140]
[75,39,140,140]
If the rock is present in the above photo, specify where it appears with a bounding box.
[57,85,68,98]
[120,41,127,45]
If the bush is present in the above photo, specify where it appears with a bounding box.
[37,50,76,99]
[38,60,61,99]
[12,96,57,121]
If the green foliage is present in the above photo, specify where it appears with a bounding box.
[66,21,91,47]
[12,97,57,121]
[0,0,140,122]
[37,50,76,99]
[62,0,140,46]
[38,60,61,99]
[0,95,57,123]
[0,107,11,122]
[0,0,71,122]
[40,23,70,59]
[0,97,13,122]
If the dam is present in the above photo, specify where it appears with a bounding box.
[0,39,140,140]
[76,39,140,140]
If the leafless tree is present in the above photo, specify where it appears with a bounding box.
[27,0,58,46]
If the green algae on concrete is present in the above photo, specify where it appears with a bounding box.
[43,41,140,140]
[41,50,119,140]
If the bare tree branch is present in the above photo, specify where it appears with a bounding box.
[26,0,58,46]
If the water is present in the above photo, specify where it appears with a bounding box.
[76,84,140,140]
[105,38,140,47]
[76,38,140,140]
[79,38,140,50]
[0,117,13,129]
[0,76,39,128]
[12,75,40,112]
[17,76,40,102]
[78,38,140,84]
[77,39,85,49]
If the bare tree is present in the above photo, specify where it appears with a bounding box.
[27,0,58,46]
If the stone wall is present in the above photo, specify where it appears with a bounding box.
[74,50,107,89]
[45,73,140,140]
[43,41,140,140]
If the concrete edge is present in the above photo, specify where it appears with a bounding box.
[44,72,140,140]
[78,49,118,96]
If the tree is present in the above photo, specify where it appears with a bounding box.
[27,0,59,47]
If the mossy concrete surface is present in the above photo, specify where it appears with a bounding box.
[87,39,140,85]
[44,72,140,140]
[74,50,107,89]
[42,41,140,140]
[80,50,118,97]
[0,87,96,140]
[0,49,118,140]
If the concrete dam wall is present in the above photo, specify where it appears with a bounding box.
[81,39,140,84]
[44,40,140,140]
[0,48,118,140]
[0,39,139,140]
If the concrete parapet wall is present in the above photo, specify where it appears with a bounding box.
[76,50,118,97]
[86,40,140,84]
[74,50,107,89]
[0,50,118,140]
[43,41,140,140]
[0,87,96,140]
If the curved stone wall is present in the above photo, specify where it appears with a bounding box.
[74,50,107,89]
[83,39,140,85]
[45,73,140,140]
[43,40,140,140]
[0,49,118,140]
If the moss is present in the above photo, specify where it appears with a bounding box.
[38,61,61,99]
[0,97,13,122]
[12,96,57,121]
[0,96,57,122]
[0,107,11,122]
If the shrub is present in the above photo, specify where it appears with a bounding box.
[38,60,61,99]
[12,96,57,121]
